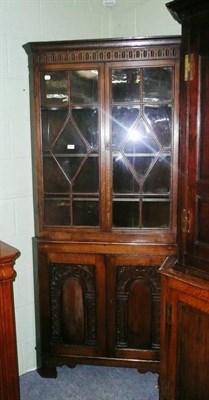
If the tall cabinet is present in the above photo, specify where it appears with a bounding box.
[24,37,180,377]
[160,1,209,399]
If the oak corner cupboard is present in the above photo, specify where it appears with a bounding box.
[23,36,180,377]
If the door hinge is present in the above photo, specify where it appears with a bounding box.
[184,53,194,81]
[182,208,191,234]
[166,303,172,326]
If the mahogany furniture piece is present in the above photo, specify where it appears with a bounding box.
[160,259,209,400]
[24,37,180,377]
[0,241,20,400]
[160,1,209,399]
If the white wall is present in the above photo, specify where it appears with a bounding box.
[0,0,180,375]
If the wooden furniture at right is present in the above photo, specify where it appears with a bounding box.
[160,259,209,400]
[160,1,209,399]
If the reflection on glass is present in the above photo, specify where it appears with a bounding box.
[144,105,172,147]
[112,106,140,146]
[56,157,85,181]
[113,154,139,193]
[72,108,98,148]
[113,200,139,227]
[71,70,98,104]
[41,71,68,106]
[143,155,171,193]
[143,67,172,103]
[127,156,156,181]
[53,121,88,154]
[123,119,160,154]
[42,110,68,149]
[111,66,173,229]
[73,200,99,226]
[112,69,140,102]
[43,157,69,193]
[45,198,71,226]
[73,157,99,193]
[142,200,170,227]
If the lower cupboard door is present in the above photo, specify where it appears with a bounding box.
[106,255,162,361]
[41,253,106,357]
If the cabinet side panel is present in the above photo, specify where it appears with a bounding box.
[177,302,209,400]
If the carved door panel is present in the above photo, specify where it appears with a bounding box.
[39,252,106,358]
[106,255,162,362]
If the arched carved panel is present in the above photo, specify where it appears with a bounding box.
[116,265,161,349]
[49,263,96,345]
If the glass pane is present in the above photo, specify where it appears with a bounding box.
[143,67,172,103]
[112,106,140,146]
[72,108,98,149]
[197,199,209,244]
[113,154,139,193]
[142,200,170,227]
[143,155,171,194]
[56,156,85,181]
[123,119,160,154]
[112,69,140,102]
[127,156,156,181]
[73,200,99,226]
[44,198,71,226]
[73,157,98,193]
[113,200,139,227]
[41,71,68,107]
[71,70,98,104]
[42,110,68,149]
[53,121,88,154]
[144,105,172,147]
[43,157,69,193]
[199,56,209,179]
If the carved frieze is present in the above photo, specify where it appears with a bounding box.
[34,45,180,65]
